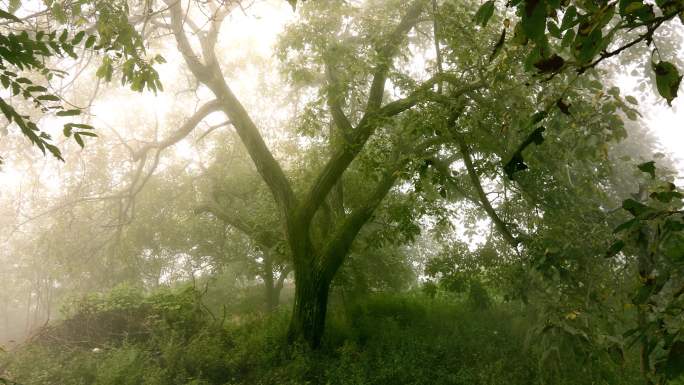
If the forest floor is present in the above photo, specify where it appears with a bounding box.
[0,285,651,385]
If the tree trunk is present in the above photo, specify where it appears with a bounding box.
[287,266,331,349]
[263,257,278,313]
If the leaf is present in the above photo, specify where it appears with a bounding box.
[0,9,21,22]
[74,133,84,148]
[8,0,20,13]
[653,61,682,106]
[662,341,684,379]
[36,94,60,101]
[606,240,625,258]
[632,284,653,305]
[489,28,506,62]
[622,199,655,217]
[84,35,96,49]
[614,218,640,233]
[574,27,603,64]
[72,31,85,45]
[474,1,496,27]
[58,29,68,43]
[560,6,578,31]
[665,218,684,231]
[637,161,656,179]
[26,85,47,93]
[521,0,547,42]
[56,109,81,117]
[625,95,639,105]
[287,0,297,11]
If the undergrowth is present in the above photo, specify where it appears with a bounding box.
[0,285,643,385]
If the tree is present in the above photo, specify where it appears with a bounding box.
[158,0,473,347]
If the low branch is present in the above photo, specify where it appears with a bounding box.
[195,200,281,251]
[320,161,405,281]
[318,135,442,280]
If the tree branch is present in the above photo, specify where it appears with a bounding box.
[454,132,521,247]
[296,1,429,231]
[320,160,405,281]
[195,200,281,250]
[324,57,354,136]
[132,99,222,161]
[165,0,297,217]
[318,135,442,280]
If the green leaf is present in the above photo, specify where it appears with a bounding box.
[84,35,96,49]
[56,109,81,117]
[72,31,85,45]
[606,240,625,258]
[59,29,68,43]
[614,218,639,233]
[625,95,639,105]
[653,61,682,105]
[474,1,496,27]
[662,341,684,379]
[622,199,655,217]
[26,85,47,93]
[0,9,21,22]
[521,0,547,42]
[36,94,60,101]
[632,284,653,305]
[650,191,684,203]
[637,161,656,179]
[560,6,578,31]
[573,27,603,64]
[73,133,84,148]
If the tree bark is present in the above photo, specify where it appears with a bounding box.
[287,263,331,348]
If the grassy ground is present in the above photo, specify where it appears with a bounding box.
[0,286,643,385]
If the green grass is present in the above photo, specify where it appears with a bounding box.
[0,288,643,385]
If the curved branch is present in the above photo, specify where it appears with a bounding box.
[454,132,521,247]
[165,0,297,217]
[132,99,222,160]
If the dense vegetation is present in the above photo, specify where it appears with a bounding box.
[1,0,683,384]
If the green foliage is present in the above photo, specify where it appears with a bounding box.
[4,289,641,385]
[610,163,684,383]
[0,0,163,162]
[483,0,684,104]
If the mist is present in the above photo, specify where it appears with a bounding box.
[1,0,684,384]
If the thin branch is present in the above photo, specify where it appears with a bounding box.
[454,131,521,247]
[131,99,222,160]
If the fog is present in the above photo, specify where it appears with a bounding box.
[1,1,684,384]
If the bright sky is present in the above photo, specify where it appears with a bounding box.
[645,97,684,176]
